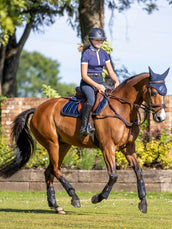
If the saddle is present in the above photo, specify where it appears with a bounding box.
[61,87,108,118]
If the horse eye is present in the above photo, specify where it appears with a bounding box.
[151,91,157,97]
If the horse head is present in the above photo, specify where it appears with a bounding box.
[143,67,170,123]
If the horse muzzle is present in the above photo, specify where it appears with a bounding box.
[153,108,166,123]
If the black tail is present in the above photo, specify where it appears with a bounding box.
[0,108,36,178]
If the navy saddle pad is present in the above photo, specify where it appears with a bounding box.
[61,96,107,118]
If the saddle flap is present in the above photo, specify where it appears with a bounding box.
[61,87,108,118]
[77,89,104,114]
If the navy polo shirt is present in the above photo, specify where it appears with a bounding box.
[81,45,110,74]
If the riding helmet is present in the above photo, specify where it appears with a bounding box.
[89,28,106,40]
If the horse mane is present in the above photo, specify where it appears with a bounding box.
[119,72,149,86]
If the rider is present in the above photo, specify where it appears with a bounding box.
[79,28,120,136]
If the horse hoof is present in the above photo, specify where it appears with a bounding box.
[138,199,147,213]
[71,199,81,208]
[91,194,99,204]
[56,207,66,214]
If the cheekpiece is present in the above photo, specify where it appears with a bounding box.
[148,66,169,95]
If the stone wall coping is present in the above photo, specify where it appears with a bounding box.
[0,169,172,193]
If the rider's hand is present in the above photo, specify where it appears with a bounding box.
[114,80,120,88]
[97,84,106,93]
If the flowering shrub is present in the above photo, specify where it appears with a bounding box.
[0,126,172,170]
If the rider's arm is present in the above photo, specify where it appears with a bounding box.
[105,61,120,88]
[81,64,105,92]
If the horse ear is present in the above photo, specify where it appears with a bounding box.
[161,68,170,79]
[148,66,154,75]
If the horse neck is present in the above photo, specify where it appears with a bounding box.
[113,73,149,105]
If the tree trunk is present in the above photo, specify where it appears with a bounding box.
[79,0,104,42]
[0,45,6,96]
[2,35,20,97]
[0,22,32,97]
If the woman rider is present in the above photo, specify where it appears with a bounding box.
[80,28,120,136]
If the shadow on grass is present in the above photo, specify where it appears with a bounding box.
[0,208,88,215]
[0,208,55,214]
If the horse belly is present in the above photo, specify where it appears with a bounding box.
[56,115,97,148]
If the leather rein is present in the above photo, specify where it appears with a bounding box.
[92,81,165,150]
[92,81,165,128]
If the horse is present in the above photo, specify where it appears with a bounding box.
[0,67,169,214]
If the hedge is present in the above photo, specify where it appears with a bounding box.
[0,123,172,170]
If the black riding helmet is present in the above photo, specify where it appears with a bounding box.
[89,28,106,40]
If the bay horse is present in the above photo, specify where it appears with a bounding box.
[0,67,169,214]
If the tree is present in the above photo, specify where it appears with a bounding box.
[78,0,172,42]
[0,0,171,97]
[17,50,76,97]
[0,0,77,97]
[79,0,104,42]
[77,0,172,83]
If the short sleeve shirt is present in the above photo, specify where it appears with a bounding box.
[81,45,110,74]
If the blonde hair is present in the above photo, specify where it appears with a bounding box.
[77,43,90,52]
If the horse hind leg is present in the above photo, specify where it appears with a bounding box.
[45,142,80,214]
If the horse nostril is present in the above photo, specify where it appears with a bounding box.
[157,116,161,122]
[153,114,162,123]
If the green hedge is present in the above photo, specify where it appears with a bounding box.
[0,126,172,170]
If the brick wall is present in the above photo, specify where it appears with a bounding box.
[149,95,172,134]
[1,97,48,140]
[1,96,172,141]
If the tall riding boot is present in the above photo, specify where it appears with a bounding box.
[80,102,95,136]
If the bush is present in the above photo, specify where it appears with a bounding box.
[0,126,172,170]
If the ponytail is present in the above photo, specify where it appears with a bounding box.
[78,43,90,52]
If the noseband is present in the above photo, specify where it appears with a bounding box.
[92,81,166,150]
[147,80,166,115]
[93,80,166,127]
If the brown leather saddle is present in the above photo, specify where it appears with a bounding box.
[75,87,104,114]
[61,87,108,118]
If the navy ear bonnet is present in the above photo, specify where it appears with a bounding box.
[149,67,169,95]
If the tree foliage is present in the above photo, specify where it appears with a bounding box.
[0,0,77,97]
[17,50,76,97]
[0,0,171,97]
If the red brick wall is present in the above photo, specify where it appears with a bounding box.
[149,95,172,134]
[1,98,48,140]
[1,96,172,141]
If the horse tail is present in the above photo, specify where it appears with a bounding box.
[0,108,36,178]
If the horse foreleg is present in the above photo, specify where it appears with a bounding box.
[124,144,147,213]
[91,169,118,204]
[58,142,81,208]
[92,146,117,204]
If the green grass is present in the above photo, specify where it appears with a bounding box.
[0,191,172,229]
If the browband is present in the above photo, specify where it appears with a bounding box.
[149,81,165,84]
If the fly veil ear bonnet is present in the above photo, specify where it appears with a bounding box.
[149,67,170,95]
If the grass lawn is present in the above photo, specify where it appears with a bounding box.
[0,190,172,229]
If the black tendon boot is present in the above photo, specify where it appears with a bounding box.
[80,102,95,136]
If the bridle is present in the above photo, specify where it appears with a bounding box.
[92,80,166,150]
[146,80,166,116]
[93,80,166,127]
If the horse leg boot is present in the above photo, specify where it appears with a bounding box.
[92,169,118,204]
[45,167,65,214]
[135,166,147,213]
[59,176,81,208]
[80,102,95,136]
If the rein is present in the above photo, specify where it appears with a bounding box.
[92,92,149,127]
[92,87,165,150]
[93,85,165,127]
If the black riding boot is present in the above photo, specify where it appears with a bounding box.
[80,102,95,136]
